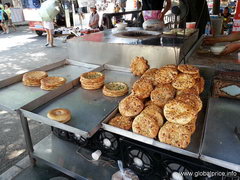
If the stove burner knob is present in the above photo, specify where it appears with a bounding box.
[103,138,111,147]
[133,157,143,167]
[171,172,184,180]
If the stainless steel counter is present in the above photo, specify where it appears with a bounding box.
[0,60,98,113]
[186,36,240,71]
[20,65,138,137]
[67,28,199,68]
[201,98,240,172]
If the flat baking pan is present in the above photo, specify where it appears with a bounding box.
[200,97,240,172]
[102,105,206,159]
[0,59,99,113]
[20,64,138,137]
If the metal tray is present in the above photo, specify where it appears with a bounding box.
[20,65,138,137]
[102,105,206,159]
[0,59,99,113]
[200,98,240,172]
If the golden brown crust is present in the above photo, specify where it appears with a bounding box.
[155,67,178,84]
[140,68,158,84]
[176,93,202,113]
[158,122,191,149]
[132,113,159,138]
[145,102,163,114]
[81,81,104,90]
[172,73,195,90]
[162,64,177,69]
[141,106,164,127]
[182,119,196,135]
[47,108,71,123]
[130,57,149,76]
[119,95,144,117]
[150,84,176,107]
[132,79,153,99]
[177,64,199,75]
[23,71,48,86]
[163,99,196,125]
[103,82,129,97]
[109,115,132,130]
[191,72,200,79]
[176,85,200,96]
[40,77,67,91]
[195,77,205,94]
[80,72,105,83]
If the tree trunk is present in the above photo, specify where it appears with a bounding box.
[213,0,220,15]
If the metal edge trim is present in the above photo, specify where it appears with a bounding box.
[0,104,18,114]
[185,35,206,62]
[200,155,240,173]
[199,98,213,158]
[20,109,88,137]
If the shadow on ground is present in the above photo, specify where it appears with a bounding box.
[0,26,68,174]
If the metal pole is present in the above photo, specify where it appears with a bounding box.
[213,0,220,15]
[18,110,36,166]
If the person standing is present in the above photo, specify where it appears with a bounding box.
[39,0,60,47]
[0,4,9,34]
[142,0,171,21]
[89,5,99,29]
[4,3,16,32]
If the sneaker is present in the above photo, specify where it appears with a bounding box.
[1,32,6,34]
[50,45,56,48]
[45,43,49,47]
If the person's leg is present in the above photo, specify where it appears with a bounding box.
[45,29,50,46]
[5,21,9,33]
[10,20,16,31]
[49,29,54,47]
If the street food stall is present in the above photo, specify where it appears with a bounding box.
[1,1,240,180]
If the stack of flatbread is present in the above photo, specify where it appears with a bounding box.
[103,82,129,97]
[108,60,205,149]
[80,72,105,90]
[40,77,67,91]
[22,71,48,86]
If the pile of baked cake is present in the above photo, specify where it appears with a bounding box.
[80,71,129,97]
[22,71,66,91]
[108,57,205,149]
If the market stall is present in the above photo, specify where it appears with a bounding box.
[1,28,239,179]
[2,0,240,178]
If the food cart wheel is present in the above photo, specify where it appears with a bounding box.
[35,30,43,36]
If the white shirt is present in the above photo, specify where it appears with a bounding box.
[89,12,99,29]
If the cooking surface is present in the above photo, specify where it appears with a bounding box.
[0,64,94,111]
[201,97,240,171]
[187,36,240,70]
[27,68,138,137]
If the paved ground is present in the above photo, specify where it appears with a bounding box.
[0,26,68,174]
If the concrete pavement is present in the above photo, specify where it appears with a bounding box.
[0,26,68,175]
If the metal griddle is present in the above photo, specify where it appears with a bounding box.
[200,97,240,172]
[102,107,205,159]
[0,60,99,113]
[20,65,138,137]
